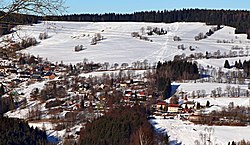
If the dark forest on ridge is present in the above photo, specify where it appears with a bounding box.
[46,9,250,38]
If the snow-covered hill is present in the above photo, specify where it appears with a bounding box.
[7,21,249,66]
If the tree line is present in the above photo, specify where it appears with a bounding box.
[3,9,250,38]
[46,9,250,38]
[0,117,48,145]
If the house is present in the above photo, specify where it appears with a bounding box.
[156,100,167,111]
[43,72,56,79]
[168,104,179,113]
[120,83,127,88]
[43,67,51,72]
[137,91,146,101]
[124,90,132,97]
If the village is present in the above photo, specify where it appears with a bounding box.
[1,44,250,143]
[0,22,250,144]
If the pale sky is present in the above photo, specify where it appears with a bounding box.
[65,0,250,14]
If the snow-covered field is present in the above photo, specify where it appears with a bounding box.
[173,82,245,94]
[151,118,250,145]
[6,21,248,65]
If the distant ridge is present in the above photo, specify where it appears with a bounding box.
[45,9,250,38]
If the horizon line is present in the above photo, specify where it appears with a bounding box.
[62,8,250,15]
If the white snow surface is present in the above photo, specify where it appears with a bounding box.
[173,82,242,93]
[5,21,249,65]
[151,119,250,145]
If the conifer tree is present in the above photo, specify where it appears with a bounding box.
[238,60,243,69]
[163,78,172,99]
[0,84,5,97]
[224,60,230,69]
[206,100,210,107]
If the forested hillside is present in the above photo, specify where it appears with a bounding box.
[46,9,250,38]
[78,106,157,145]
[0,117,48,145]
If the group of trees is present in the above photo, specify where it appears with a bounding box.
[156,60,199,81]
[242,60,250,77]
[146,26,167,35]
[194,25,222,41]
[91,33,103,45]
[47,9,250,38]
[154,60,199,99]
[0,117,48,145]
[224,59,244,69]
[0,87,15,115]
[224,60,231,69]
[229,140,250,145]
[78,106,156,145]
[39,81,67,101]
[224,59,250,77]
[157,77,172,100]
[191,106,250,126]
[194,127,216,145]
[209,106,250,126]
[0,97,12,115]
[79,106,154,145]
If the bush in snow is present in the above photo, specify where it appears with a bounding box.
[90,33,104,45]
[75,45,86,52]
[91,37,97,45]
[177,44,185,50]
[173,36,182,41]
[95,33,103,41]
[131,32,140,37]
[19,37,38,48]
[38,32,48,40]
[194,32,207,41]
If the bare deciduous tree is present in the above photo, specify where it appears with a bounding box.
[0,0,66,20]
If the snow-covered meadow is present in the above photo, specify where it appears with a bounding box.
[6,21,248,66]
[151,118,250,145]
